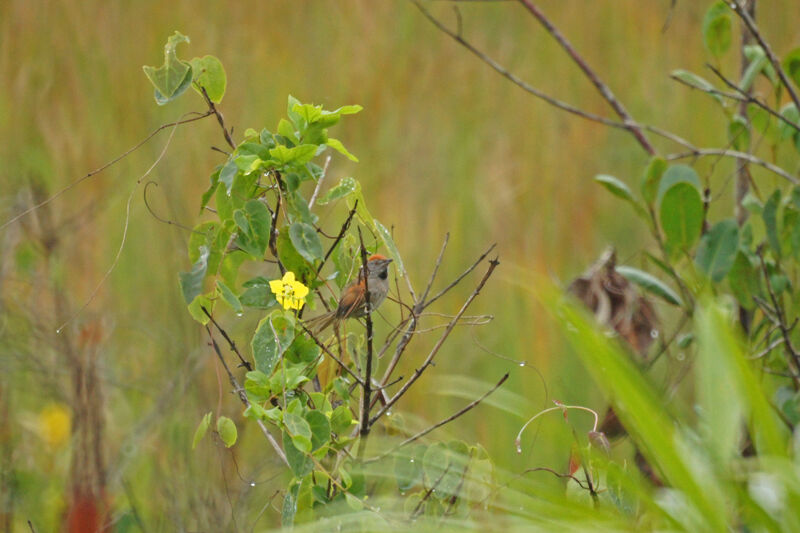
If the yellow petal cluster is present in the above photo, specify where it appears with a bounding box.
[269,271,309,310]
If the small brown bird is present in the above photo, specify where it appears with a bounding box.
[307,254,393,332]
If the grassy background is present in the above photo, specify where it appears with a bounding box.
[1,0,798,530]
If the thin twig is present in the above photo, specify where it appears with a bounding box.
[202,307,253,371]
[516,0,656,155]
[521,467,592,491]
[750,336,785,360]
[371,257,499,426]
[730,0,800,113]
[357,229,374,455]
[665,149,798,184]
[410,0,630,131]
[200,86,236,150]
[299,323,365,386]
[756,250,800,384]
[420,233,450,304]
[0,112,212,232]
[205,327,289,466]
[268,172,286,275]
[365,373,508,463]
[56,110,189,333]
[706,64,800,135]
[412,465,452,519]
[319,201,359,271]
[425,243,497,308]
[308,155,332,210]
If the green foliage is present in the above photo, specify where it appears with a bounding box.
[216,416,238,448]
[143,31,193,105]
[695,219,738,282]
[191,411,212,450]
[702,1,732,57]
[149,8,800,526]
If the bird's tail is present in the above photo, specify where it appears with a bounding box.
[303,310,337,334]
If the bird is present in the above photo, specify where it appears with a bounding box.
[306,254,393,333]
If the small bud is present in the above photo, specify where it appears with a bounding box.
[588,430,611,455]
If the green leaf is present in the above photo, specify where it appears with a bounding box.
[728,115,750,151]
[233,199,271,258]
[697,303,788,457]
[239,276,278,309]
[277,118,297,143]
[215,280,242,314]
[657,164,702,203]
[187,293,213,324]
[763,189,782,257]
[304,410,331,451]
[142,31,193,105]
[326,137,359,162]
[191,411,212,450]
[282,481,301,528]
[244,370,272,403]
[216,416,237,448]
[615,265,683,306]
[286,334,321,364]
[289,222,324,263]
[594,174,647,218]
[277,229,315,282]
[783,48,800,89]
[395,444,426,491]
[641,157,667,205]
[539,283,728,530]
[695,219,739,282]
[671,69,723,104]
[741,45,769,91]
[330,405,354,435]
[200,169,220,209]
[659,183,704,255]
[251,310,295,375]
[283,431,312,478]
[702,1,732,57]
[728,251,759,310]
[779,103,800,140]
[284,411,313,453]
[269,144,318,166]
[374,219,405,275]
[179,245,209,304]
[190,55,226,103]
[744,45,777,85]
[317,176,359,205]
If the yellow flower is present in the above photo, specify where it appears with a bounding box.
[269,271,309,311]
[38,404,71,449]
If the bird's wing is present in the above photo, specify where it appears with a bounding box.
[336,282,366,319]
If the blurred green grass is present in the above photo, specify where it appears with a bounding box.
[1,0,798,529]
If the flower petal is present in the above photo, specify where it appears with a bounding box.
[269,279,284,294]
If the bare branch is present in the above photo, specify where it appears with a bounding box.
[202,306,253,371]
[420,232,450,304]
[365,373,508,463]
[308,155,332,210]
[516,0,656,155]
[299,323,365,386]
[0,111,211,232]
[357,229,375,450]
[199,86,236,150]
[424,243,497,308]
[205,327,288,467]
[706,64,800,135]
[410,1,630,131]
[730,0,800,113]
[371,257,500,426]
[665,149,798,184]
